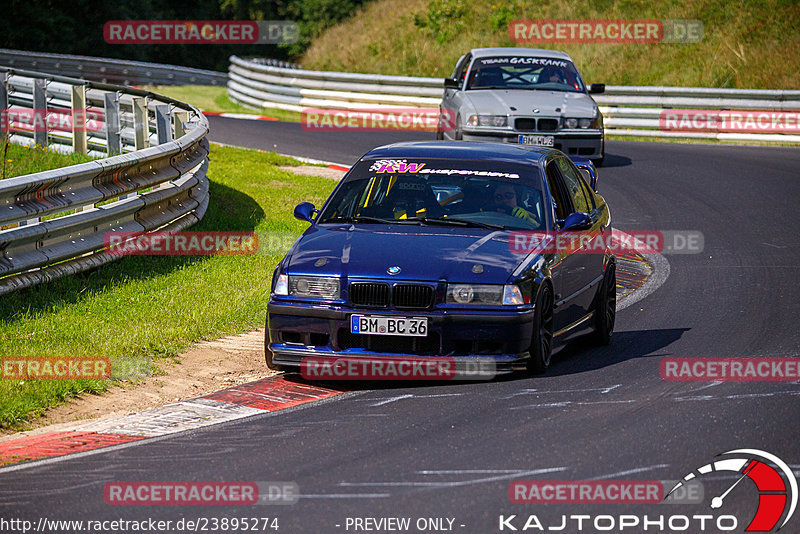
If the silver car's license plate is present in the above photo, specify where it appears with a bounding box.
[351,315,428,337]
[518,135,554,147]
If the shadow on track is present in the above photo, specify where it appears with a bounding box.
[599,152,633,168]
[545,327,690,377]
[276,327,689,391]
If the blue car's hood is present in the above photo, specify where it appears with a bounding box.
[287,224,530,283]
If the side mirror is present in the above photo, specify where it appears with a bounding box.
[561,212,593,231]
[570,157,599,192]
[294,202,318,223]
[589,83,605,94]
[444,77,460,89]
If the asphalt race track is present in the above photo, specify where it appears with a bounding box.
[2,117,799,533]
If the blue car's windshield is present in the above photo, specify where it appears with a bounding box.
[466,56,586,93]
[317,158,546,231]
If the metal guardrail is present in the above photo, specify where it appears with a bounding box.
[228,55,800,143]
[247,57,302,70]
[0,67,210,295]
[228,55,442,112]
[0,49,228,86]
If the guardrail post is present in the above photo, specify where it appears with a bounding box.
[104,91,121,155]
[173,110,189,139]
[32,78,47,148]
[0,72,8,145]
[71,84,87,154]
[155,104,173,144]
[132,96,149,150]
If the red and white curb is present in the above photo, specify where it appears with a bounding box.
[0,377,344,467]
[281,153,351,172]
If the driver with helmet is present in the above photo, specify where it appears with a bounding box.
[489,183,539,225]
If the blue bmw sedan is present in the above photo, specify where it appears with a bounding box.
[266,141,615,376]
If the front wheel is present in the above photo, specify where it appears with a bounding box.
[592,263,616,345]
[454,116,463,140]
[265,346,291,371]
[527,284,554,374]
[595,140,605,166]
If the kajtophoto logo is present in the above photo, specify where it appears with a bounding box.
[666,449,797,532]
[499,451,796,531]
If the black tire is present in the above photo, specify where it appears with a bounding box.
[265,348,289,372]
[527,284,554,374]
[592,262,616,345]
[454,116,463,140]
[595,140,605,166]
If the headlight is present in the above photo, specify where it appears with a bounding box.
[563,115,602,129]
[467,114,508,127]
[285,275,340,299]
[446,284,524,305]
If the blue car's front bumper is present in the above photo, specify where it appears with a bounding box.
[267,300,535,372]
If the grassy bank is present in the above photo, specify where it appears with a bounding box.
[0,144,335,429]
[301,0,799,89]
[1,142,96,180]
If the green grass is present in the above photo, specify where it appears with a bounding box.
[0,143,336,429]
[144,85,303,122]
[301,0,800,89]
[1,142,96,180]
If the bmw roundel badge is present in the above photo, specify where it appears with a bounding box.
[387,266,401,275]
